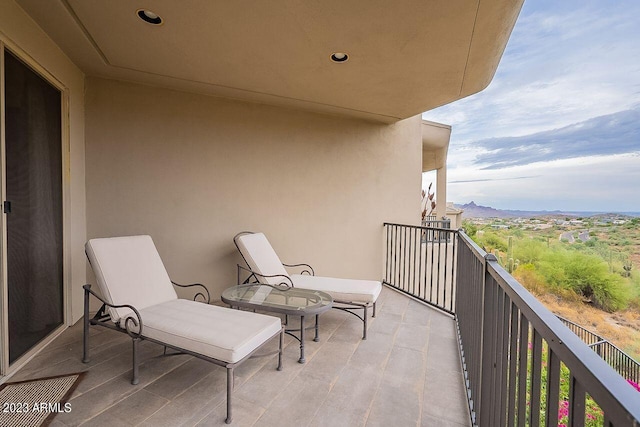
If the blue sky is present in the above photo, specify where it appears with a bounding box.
[422,0,640,212]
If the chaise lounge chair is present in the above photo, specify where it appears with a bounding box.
[82,235,284,424]
[233,231,382,339]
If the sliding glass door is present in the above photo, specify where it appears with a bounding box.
[2,49,64,365]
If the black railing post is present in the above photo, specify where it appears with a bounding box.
[478,253,496,426]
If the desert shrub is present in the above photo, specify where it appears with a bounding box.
[629,271,640,311]
[514,239,547,264]
[511,228,525,238]
[461,220,478,240]
[477,232,508,253]
[537,249,628,312]
[536,251,568,287]
[513,263,546,295]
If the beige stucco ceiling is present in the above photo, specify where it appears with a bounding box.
[16,0,523,122]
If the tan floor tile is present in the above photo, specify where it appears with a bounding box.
[77,389,169,426]
[12,289,470,427]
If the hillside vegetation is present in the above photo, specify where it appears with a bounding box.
[463,216,640,359]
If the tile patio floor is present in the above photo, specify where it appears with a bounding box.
[9,286,471,426]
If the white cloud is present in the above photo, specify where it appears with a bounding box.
[426,1,640,139]
[447,154,640,212]
[474,109,640,168]
[421,0,640,211]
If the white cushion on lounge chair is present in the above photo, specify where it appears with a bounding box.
[235,233,289,285]
[235,232,382,305]
[86,235,178,323]
[139,299,281,363]
[291,274,381,304]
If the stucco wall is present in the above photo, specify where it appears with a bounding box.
[0,0,86,324]
[85,77,421,298]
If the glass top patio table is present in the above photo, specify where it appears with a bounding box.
[221,284,332,316]
[221,284,333,363]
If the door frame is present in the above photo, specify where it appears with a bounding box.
[0,37,71,378]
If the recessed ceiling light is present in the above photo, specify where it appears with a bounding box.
[330,52,349,63]
[137,9,163,25]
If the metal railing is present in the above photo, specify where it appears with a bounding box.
[559,316,640,386]
[383,223,457,314]
[383,223,640,426]
[422,215,451,230]
[421,216,451,242]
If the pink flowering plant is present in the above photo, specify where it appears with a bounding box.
[555,361,604,427]
[524,341,606,426]
[517,334,640,426]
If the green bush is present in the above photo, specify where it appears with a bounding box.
[461,220,478,239]
[477,232,508,253]
[513,263,548,295]
[512,228,525,238]
[537,249,628,311]
[514,239,547,264]
[629,271,640,310]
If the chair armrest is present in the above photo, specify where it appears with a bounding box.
[83,284,143,338]
[283,263,315,276]
[171,281,211,304]
[236,264,294,289]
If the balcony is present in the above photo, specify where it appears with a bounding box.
[11,285,469,426]
[9,223,640,426]
[1,2,527,408]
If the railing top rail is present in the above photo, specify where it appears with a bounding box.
[557,315,604,341]
[458,230,640,424]
[457,229,487,260]
[383,222,458,233]
[588,340,609,348]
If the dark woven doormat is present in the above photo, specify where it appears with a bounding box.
[0,372,84,426]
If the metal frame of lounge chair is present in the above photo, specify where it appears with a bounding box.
[82,245,284,424]
[233,231,378,340]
